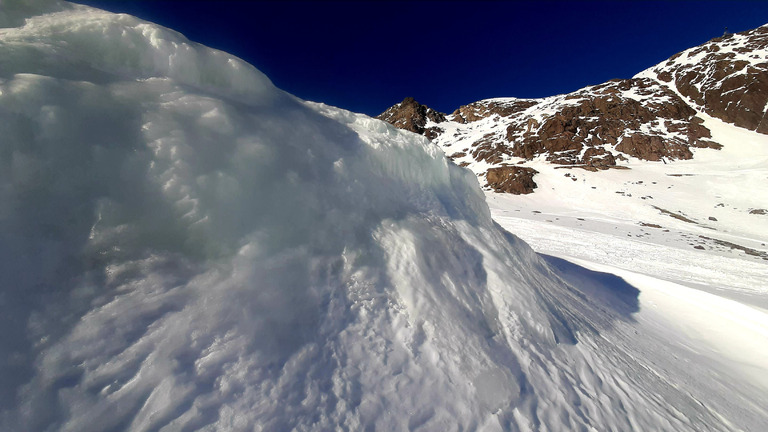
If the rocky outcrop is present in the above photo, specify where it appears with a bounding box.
[451,99,538,123]
[375,97,446,139]
[643,25,768,133]
[582,147,617,167]
[485,166,538,194]
[504,78,718,166]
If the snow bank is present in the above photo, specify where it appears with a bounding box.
[0,3,756,431]
[0,0,275,104]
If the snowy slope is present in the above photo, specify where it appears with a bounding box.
[485,114,768,426]
[486,109,768,362]
[486,110,768,256]
[1,2,766,431]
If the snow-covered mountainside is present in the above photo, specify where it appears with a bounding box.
[637,26,768,133]
[1,2,766,431]
[378,24,768,269]
[378,24,768,196]
[483,112,768,432]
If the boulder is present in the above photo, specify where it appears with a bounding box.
[485,166,539,194]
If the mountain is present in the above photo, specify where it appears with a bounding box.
[377,24,768,195]
[375,23,768,270]
[638,26,768,133]
[1,2,766,431]
[378,27,768,432]
[376,96,447,139]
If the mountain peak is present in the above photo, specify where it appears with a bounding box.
[376,97,446,139]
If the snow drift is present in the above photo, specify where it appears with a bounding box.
[0,2,763,431]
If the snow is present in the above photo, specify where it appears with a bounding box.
[1,2,767,431]
[485,110,768,429]
[0,1,276,105]
[488,199,768,430]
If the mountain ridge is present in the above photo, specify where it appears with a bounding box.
[377,23,768,194]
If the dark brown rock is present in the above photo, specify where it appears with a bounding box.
[375,97,446,137]
[451,99,538,123]
[504,78,711,165]
[616,133,693,161]
[485,166,539,194]
[651,25,768,133]
[582,147,617,168]
[470,134,508,165]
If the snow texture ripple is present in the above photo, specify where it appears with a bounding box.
[0,2,765,431]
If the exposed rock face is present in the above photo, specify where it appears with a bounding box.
[485,166,538,194]
[377,24,768,194]
[518,78,718,164]
[375,97,446,139]
[641,25,768,133]
[452,99,538,123]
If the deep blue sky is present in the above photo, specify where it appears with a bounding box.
[74,1,767,116]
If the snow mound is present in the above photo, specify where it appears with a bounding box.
[0,3,757,431]
[0,0,275,104]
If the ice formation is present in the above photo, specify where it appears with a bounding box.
[0,2,765,431]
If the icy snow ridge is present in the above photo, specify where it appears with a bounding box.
[0,0,275,104]
[0,3,766,431]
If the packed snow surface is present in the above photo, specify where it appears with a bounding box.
[1,2,766,431]
[485,111,768,430]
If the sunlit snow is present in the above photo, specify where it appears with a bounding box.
[0,2,766,431]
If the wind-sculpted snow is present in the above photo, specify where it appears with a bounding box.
[0,3,762,431]
[0,0,275,104]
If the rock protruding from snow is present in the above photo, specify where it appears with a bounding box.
[485,166,539,194]
[639,24,768,133]
[451,98,538,123]
[507,78,718,164]
[375,97,446,139]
